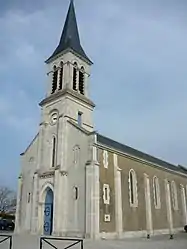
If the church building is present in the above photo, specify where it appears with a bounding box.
[15,0,187,239]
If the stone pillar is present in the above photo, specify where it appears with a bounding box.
[53,168,60,235]
[165,180,173,235]
[58,171,68,236]
[57,67,61,90]
[64,61,71,89]
[31,173,38,233]
[180,185,187,225]
[144,173,153,237]
[15,175,23,233]
[85,145,100,239]
[47,70,53,97]
[113,154,123,238]
[84,73,89,98]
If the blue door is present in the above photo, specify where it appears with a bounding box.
[43,188,53,235]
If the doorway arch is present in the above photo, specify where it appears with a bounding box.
[43,187,54,235]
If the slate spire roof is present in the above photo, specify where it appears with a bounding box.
[46,0,92,64]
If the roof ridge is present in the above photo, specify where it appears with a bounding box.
[96,133,184,173]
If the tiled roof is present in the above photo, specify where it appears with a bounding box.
[97,133,187,174]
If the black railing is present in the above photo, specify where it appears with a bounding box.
[40,237,83,249]
[0,235,12,249]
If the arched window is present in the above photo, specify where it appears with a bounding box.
[171,181,178,210]
[52,65,58,94]
[73,62,77,91]
[51,136,56,167]
[79,66,85,95]
[103,150,108,169]
[153,176,161,209]
[129,169,138,207]
[59,61,63,90]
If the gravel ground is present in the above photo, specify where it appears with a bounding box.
[0,233,187,249]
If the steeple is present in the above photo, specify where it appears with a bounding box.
[46,0,92,64]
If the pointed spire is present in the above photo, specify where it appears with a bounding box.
[46,0,92,64]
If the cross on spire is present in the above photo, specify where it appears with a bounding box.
[46,0,92,64]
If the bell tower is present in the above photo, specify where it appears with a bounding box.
[40,0,95,131]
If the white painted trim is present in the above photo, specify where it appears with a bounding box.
[144,173,153,236]
[104,214,111,222]
[85,134,100,239]
[85,162,100,239]
[165,179,174,235]
[58,174,68,234]
[171,181,178,211]
[38,182,54,234]
[103,184,110,205]
[180,184,187,225]
[100,232,117,240]
[53,169,60,235]
[153,176,161,209]
[113,153,123,238]
[103,150,108,169]
[39,182,54,201]
[128,169,138,208]
[153,227,183,235]
[99,227,184,240]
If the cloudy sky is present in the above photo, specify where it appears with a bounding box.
[0,0,187,189]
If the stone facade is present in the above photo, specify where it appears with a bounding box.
[15,0,187,240]
[97,143,187,239]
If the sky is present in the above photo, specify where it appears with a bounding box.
[0,0,187,190]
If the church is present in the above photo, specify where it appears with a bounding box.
[15,0,187,239]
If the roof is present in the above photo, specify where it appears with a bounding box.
[46,0,92,64]
[20,133,39,156]
[97,133,187,175]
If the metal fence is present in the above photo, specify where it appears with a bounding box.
[0,235,12,249]
[40,237,83,249]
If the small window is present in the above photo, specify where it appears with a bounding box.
[104,214,111,222]
[129,169,138,207]
[78,112,82,126]
[153,176,161,209]
[52,65,58,94]
[59,61,63,90]
[73,186,79,200]
[73,62,77,91]
[103,184,110,205]
[51,136,56,167]
[79,66,85,95]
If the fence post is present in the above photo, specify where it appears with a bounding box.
[9,236,12,249]
[40,238,43,249]
[80,239,83,249]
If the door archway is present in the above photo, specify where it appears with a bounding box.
[43,187,54,235]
